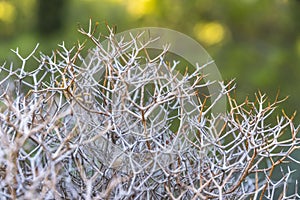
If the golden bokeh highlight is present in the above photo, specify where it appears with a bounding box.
[194,22,226,46]
[0,1,16,23]
[125,0,155,17]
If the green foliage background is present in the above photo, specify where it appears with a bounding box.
[0,0,299,121]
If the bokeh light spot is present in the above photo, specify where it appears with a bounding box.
[0,1,16,23]
[125,0,155,17]
[194,22,225,46]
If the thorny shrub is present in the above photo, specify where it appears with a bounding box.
[0,21,299,199]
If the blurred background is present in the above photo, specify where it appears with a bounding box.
[0,0,299,120]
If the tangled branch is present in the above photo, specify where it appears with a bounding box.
[0,21,299,199]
